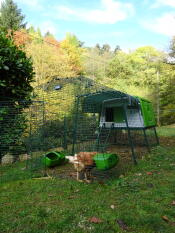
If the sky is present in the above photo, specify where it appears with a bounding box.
[2,0,175,51]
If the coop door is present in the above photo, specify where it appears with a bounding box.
[105,108,114,122]
[113,107,125,123]
[105,107,125,123]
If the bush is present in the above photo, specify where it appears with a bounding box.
[0,32,34,162]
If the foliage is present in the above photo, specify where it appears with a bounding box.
[0,32,34,162]
[25,41,72,86]
[0,32,34,100]
[106,51,133,80]
[105,46,175,125]
[94,43,120,55]
[169,36,175,57]
[0,106,28,159]
[13,29,31,47]
[0,0,26,33]
[83,45,114,80]
[60,33,84,75]
[44,35,60,49]
[106,46,164,86]
[25,117,74,151]
[22,30,84,87]
[114,45,121,54]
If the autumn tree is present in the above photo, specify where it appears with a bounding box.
[25,38,77,87]
[44,34,60,49]
[30,27,44,42]
[60,33,84,75]
[13,29,31,47]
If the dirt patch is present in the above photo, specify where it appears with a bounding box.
[159,137,175,147]
[45,145,149,182]
[44,136,173,182]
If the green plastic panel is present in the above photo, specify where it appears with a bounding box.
[137,97,156,127]
[113,107,125,123]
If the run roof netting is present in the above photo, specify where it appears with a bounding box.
[82,91,139,113]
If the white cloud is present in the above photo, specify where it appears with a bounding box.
[143,13,175,37]
[55,0,134,24]
[152,0,175,8]
[39,21,57,35]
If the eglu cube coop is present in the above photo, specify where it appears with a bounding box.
[75,88,159,164]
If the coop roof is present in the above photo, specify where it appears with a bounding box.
[82,90,139,113]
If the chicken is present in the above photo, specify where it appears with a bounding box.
[66,152,98,182]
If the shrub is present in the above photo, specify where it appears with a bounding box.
[0,32,34,162]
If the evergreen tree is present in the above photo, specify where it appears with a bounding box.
[114,45,121,54]
[0,0,26,32]
[44,31,54,38]
[95,43,101,50]
[101,43,111,53]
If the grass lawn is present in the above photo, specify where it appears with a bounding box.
[157,126,175,138]
[0,127,175,233]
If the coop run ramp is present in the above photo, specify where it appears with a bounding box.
[96,122,115,152]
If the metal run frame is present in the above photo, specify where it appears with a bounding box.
[71,94,159,164]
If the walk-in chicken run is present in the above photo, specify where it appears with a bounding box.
[0,77,159,182]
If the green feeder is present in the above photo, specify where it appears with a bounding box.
[94,153,119,170]
[42,151,66,167]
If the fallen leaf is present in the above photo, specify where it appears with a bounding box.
[116,219,129,231]
[146,172,153,175]
[162,216,170,222]
[161,216,175,226]
[110,205,115,209]
[89,217,103,223]
[171,201,175,206]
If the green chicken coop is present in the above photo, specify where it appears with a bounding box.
[99,96,156,129]
[72,89,159,164]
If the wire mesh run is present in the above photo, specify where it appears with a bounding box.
[0,77,160,182]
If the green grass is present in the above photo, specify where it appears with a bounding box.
[157,126,175,138]
[0,127,175,233]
